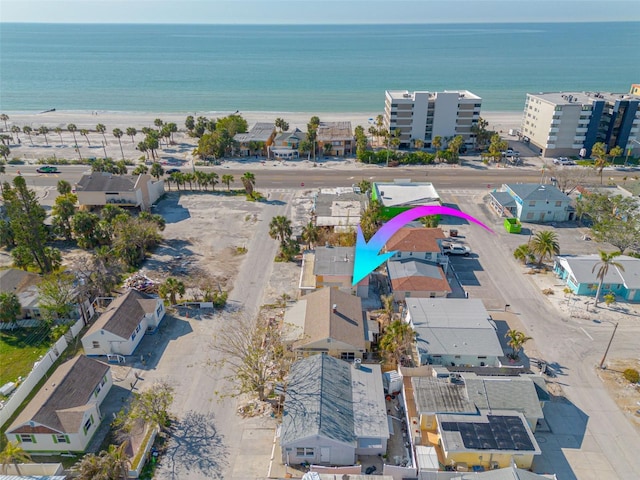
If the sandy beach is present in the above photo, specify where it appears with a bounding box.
[1,110,523,164]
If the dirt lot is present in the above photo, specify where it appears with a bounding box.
[596,359,640,428]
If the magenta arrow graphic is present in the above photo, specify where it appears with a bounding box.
[352,205,493,285]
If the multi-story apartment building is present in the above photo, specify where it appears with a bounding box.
[520,91,640,158]
[383,90,482,150]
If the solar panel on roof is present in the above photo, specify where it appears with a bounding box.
[452,415,535,451]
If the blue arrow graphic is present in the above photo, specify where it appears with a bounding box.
[352,205,493,285]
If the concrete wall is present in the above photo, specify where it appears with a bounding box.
[0,317,84,427]
[282,437,356,465]
[445,451,535,470]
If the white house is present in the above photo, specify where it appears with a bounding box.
[74,173,164,211]
[82,289,165,356]
[280,354,389,466]
[489,183,574,223]
[404,298,504,367]
[6,356,112,453]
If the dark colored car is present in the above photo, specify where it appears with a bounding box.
[36,165,60,173]
[165,168,181,174]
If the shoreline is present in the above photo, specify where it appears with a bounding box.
[1,109,523,133]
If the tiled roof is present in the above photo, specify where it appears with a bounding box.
[8,356,109,434]
[388,259,451,293]
[385,227,446,253]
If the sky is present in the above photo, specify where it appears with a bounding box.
[2,0,639,24]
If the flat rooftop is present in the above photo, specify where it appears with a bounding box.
[373,181,440,208]
[528,91,640,105]
[386,90,481,101]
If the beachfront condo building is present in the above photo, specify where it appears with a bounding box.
[520,91,640,158]
[383,90,482,150]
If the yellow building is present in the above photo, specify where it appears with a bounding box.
[630,84,640,95]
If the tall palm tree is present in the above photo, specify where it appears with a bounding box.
[300,221,319,249]
[67,123,79,146]
[96,123,107,145]
[592,250,625,307]
[159,277,185,305]
[269,215,292,244]
[591,141,608,184]
[207,171,219,191]
[112,128,125,160]
[149,162,164,180]
[169,172,183,191]
[0,113,9,131]
[22,126,33,145]
[1,440,32,475]
[194,170,207,191]
[54,126,63,146]
[126,127,137,144]
[504,329,531,360]
[80,129,91,146]
[241,171,256,196]
[11,125,21,143]
[137,141,149,161]
[530,230,560,266]
[38,126,49,145]
[222,174,234,191]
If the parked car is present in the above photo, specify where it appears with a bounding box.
[553,157,575,166]
[36,165,59,173]
[501,149,520,157]
[442,243,471,256]
[165,168,181,174]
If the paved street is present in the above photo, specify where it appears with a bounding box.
[443,190,640,479]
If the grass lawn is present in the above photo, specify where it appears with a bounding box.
[0,325,52,387]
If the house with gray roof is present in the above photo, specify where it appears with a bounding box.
[6,356,112,453]
[312,188,366,231]
[82,289,165,356]
[299,246,369,297]
[283,288,369,360]
[404,298,504,367]
[0,268,42,320]
[280,354,389,466]
[74,172,164,211]
[489,183,574,223]
[554,254,640,302]
[272,128,306,160]
[234,122,276,156]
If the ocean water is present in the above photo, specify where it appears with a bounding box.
[1,22,638,113]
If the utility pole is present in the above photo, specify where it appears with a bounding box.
[599,321,619,369]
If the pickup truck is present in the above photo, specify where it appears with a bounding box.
[553,157,575,166]
[442,243,471,256]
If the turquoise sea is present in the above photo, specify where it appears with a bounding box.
[1,22,638,113]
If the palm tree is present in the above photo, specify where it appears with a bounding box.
[591,141,608,184]
[57,179,72,194]
[513,244,535,265]
[504,329,532,360]
[0,145,9,162]
[11,125,21,143]
[530,230,560,266]
[73,452,107,480]
[0,113,9,131]
[126,127,137,144]
[377,294,395,329]
[208,171,219,191]
[241,171,256,196]
[414,138,424,150]
[222,174,234,191]
[269,215,292,244]
[103,441,131,480]
[300,221,319,249]
[96,123,107,145]
[159,277,185,305]
[0,440,32,475]
[54,126,63,146]
[168,172,183,191]
[137,141,148,161]
[154,118,164,130]
[112,128,125,160]
[22,126,33,145]
[150,162,164,180]
[132,164,149,175]
[379,319,416,366]
[67,123,79,146]
[80,129,91,146]
[38,126,49,145]
[592,250,625,307]
[194,170,207,191]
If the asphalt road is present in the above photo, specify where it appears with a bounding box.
[0,162,633,191]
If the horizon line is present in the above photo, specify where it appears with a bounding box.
[2,19,639,26]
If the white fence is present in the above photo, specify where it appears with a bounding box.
[0,316,85,427]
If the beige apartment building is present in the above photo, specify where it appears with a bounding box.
[520,91,640,158]
[383,90,482,149]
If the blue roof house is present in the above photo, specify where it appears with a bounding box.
[554,255,640,302]
[489,184,574,223]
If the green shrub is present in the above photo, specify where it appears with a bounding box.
[623,368,639,384]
